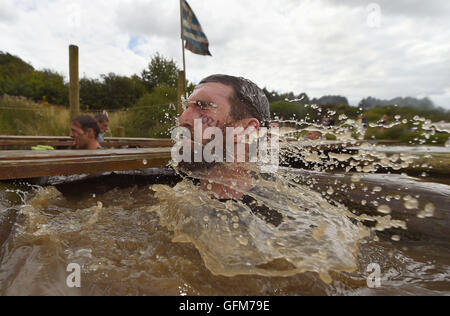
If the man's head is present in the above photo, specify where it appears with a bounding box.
[176,74,271,171]
[70,115,100,149]
[95,113,110,134]
[179,74,270,135]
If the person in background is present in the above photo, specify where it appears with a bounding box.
[303,131,323,140]
[378,114,388,130]
[378,114,388,126]
[70,115,101,150]
[322,117,332,127]
[95,113,110,143]
[359,115,368,128]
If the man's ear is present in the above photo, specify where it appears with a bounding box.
[233,118,260,131]
[87,128,95,139]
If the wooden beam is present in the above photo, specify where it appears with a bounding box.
[0,148,172,180]
[0,136,173,148]
[69,45,80,120]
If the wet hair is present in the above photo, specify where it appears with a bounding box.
[72,115,100,138]
[199,74,271,126]
[95,113,109,123]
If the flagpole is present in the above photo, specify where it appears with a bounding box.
[179,0,186,93]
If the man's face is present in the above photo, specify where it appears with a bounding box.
[177,82,262,171]
[176,82,234,170]
[98,120,109,133]
[70,122,91,149]
[179,82,233,138]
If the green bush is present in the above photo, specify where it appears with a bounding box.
[270,101,307,120]
[124,84,178,138]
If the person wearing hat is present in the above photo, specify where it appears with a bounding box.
[177,74,273,201]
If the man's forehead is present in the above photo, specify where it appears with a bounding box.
[191,82,233,101]
[70,122,83,130]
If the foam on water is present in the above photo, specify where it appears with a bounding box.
[150,173,370,283]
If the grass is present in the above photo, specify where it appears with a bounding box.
[364,125,449,145]
[0,95,70,136]
[0,95,175,138]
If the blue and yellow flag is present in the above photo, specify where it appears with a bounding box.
[182,0,212,56]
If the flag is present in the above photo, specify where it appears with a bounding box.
[182,0,212,56]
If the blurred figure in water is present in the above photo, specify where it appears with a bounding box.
[70,115,101,150]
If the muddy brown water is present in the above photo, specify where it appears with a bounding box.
[0,168,449,296]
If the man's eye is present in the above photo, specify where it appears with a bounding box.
[196,101,209,108]
[182,100,217,110]
[196,101,218,109]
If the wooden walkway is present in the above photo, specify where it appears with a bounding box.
[0,148,172,180]
[0,135,361,181]
[0,136,173,148]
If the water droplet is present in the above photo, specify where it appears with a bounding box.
[351,174,361,182]
[377,205,391,214]
[418,203,435,218]
[403,195,419,209]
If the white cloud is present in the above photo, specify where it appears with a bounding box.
[1,0,449,108]
[0,0,18,23]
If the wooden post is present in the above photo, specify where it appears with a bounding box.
[177,70,185,115]
[69,45,80,120]
[117,127,125,138]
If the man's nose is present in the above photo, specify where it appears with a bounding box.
[178,106,198,129]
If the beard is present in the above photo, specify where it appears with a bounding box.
[175,137,223,173]
[172,124,256,174]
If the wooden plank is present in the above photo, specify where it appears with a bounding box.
[0,148,172,180]
[0,136,170,142]
[0,141,74,147]
[0,148,171,160]
[0,136,173,149]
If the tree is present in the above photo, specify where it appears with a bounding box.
[125,84,178,137]
[0,52,68,105]
[270,101,307,120]
[80,73,146,110]
[141,53,179,92]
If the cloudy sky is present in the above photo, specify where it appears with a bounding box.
[1,0,449,108]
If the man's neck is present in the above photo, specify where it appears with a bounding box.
[199,163,253,200]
